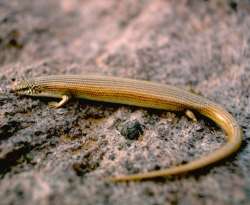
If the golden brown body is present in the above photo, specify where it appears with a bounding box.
[12,75,242,181]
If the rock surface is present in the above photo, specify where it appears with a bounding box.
[0,0,249,205]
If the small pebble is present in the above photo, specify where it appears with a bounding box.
[120,120,144,140]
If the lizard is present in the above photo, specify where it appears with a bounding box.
[11,75,242,182]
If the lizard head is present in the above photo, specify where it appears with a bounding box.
[11,79,42,96]
[11,78,64,98]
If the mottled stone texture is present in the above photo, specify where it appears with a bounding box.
[0,0,249,205]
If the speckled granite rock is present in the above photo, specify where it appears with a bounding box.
[0,0,249,205]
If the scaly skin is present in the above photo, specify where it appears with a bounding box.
[12,75,242,182]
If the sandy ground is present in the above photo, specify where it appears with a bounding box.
[0,0,250,205]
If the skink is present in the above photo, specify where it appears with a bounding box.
[12,75,242,181]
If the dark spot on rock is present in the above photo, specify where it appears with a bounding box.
[34,130,43,136]
[153,164,161,171]
[229,1,237,12]
[15,187,24,198]
[143,187,155,196]
[120,120,144,140]
[72,159,99,177]
[108,153,115,160]
[0,120,21,141]
[124,160,140,174]
[0,144,32,175]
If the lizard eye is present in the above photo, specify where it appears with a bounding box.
[34,86,42,93]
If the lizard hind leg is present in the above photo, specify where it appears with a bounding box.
[185,110,197,122]
[48,95,71,108]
